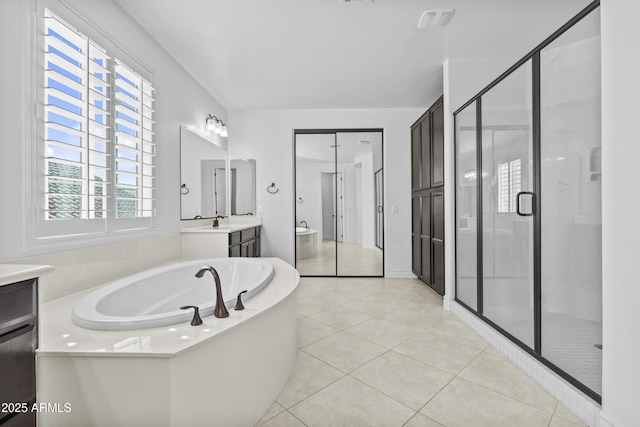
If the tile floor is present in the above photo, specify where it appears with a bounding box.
[256,277,588,427]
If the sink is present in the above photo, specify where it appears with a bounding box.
[295,227,308,233]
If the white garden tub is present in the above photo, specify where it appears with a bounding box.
[72,258,274,330]
[38,258,298,427]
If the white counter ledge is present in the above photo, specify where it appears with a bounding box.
[0,264,55,287]
[37,258,298,357]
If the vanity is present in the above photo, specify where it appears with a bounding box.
[181,219,262,259]
[0,264,53,427]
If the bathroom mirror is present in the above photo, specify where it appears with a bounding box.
[229,159,256,216]
[180,126,228,219]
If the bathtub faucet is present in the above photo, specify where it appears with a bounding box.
[194,266,229,318]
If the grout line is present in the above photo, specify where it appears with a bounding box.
[286,409,310,427]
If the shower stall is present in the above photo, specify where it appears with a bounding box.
[455,3,602,401]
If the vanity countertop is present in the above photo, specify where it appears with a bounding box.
[0,264,55,287]
[181,217,262,234]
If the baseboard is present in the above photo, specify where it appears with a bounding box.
[384,271,417,279]
[599,411,618,427]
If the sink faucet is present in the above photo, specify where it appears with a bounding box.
[300,220,308,229]
[194,266,229,318]
[212,215,225,228]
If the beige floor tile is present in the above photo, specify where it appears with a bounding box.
[302,331,387,373]
[458,352,557,413]
[346,318,424,349]
[255,400,285,425]
[260,410,306,427]
[379,304,447,329]
[549,415,586,427]
[346,293,403,316]
[403,412,444,427]
[421,377,552,427]
[483,344,502,356]
[290,376,414,427]
[309,307,373,330]
[276,351,344,408]
[393,330,485,375]
[297,316,340,348]
[351,351,453,410]
[296,296,336,317]
[554,403,587,425]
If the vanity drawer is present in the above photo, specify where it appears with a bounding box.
[229,231,241,245]
[0,280,36,331]
[241,227,256,241]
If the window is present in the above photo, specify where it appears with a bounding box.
[497,158,521,213]
[38,10,155,239]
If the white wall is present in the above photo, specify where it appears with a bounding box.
[600,1,640,426]
[0,0,226,298]
[228,107,428,277]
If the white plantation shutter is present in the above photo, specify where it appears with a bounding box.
[114,61,155,219]
[39,10,155,238]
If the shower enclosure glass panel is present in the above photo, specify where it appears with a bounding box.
[455,102,478,310]
[481,62,535,348]
[540,9,602,395]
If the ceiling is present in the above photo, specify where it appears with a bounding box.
[114,0,591,110]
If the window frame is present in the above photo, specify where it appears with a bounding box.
[27,4,157,252]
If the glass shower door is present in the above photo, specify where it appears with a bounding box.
[481,62,535,348]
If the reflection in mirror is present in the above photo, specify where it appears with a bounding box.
[180,126,228,219]
[229,159,256,215]
[295,131,383,277]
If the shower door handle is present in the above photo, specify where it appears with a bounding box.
[516,191,535,217]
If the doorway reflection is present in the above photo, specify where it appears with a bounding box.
[295,130,383,277]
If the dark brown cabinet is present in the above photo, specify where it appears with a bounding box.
[228,226,261,257]
[0,279,37,427]
[411,97,445,295]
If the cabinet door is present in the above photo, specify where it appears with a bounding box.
[0,326,36,423]
[229,244,241,257]
[420,115,431,189]
[411,124,421,190]
[431,192,445,295]
[431,99,445,187]
[412,197,421,275]
[420,194,431,283]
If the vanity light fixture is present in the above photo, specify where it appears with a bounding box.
[205,114,228,138]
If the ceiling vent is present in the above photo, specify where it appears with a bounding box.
[417,9,455,29]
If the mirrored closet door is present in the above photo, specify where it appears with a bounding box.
[294,130,384,277]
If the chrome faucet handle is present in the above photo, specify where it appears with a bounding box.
[180,305,203,326]
[235,290,248,310]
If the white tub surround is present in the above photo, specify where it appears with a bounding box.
[180,216,262,259]
[295,228,317,260]
[37,258,298,427]
[0,264,55,287]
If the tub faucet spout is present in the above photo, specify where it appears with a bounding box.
[195,266,229,318]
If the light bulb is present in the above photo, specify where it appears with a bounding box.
[206,118,215,131]
[214,120,222,134]
[220,126,228,138]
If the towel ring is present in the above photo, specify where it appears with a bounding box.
[181,183,190,195]
[267,183,279,194]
